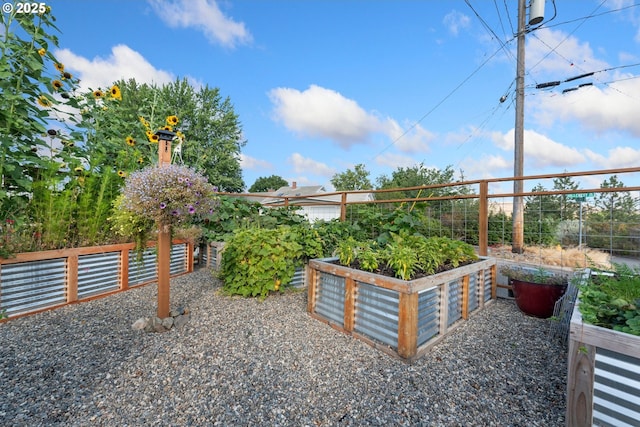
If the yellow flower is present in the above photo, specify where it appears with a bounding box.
[162,125,173,132]
[64,141,75,148]
[37,95,51,108]
[62,72,72,80]
[102,106,108,111]
[74,167,84,174]
[38,48,46,56]
[125,136,136,146]
[93,90,104,98]
[52,80,63,91]
[110,85,122,100]
[176,131,185,139]
[149,134,159,143]
[118,170,127,178]
[146,129,154,138]
[166,115,178,126]
[77,176,85,184]
[55,63,64,72]
[137,157,144,164]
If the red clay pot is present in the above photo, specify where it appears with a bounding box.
[510,279,567,319]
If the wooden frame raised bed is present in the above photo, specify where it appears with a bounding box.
[566,300,640,427]
[306,257,497,362]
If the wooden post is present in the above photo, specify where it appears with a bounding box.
[344,277,356,332]
[478,180,488,256]
[120,247,129,290]
[566,340,595,426]
[66,255,78,303]
[439,282,449,336]
[340,192,347,222]
[157,225,171,319]
[461,275,470,320]
[398,292,418,359]
[156,129,174,319]
[186,241,194,273]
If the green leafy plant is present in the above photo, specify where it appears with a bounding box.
[579,264,640,336]
[499,265,569,286]
[220,225,323,298]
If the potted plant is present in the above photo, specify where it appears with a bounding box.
[500,265,569,318]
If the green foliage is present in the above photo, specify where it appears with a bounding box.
[313,219,363,256]
[579,264,640,336]
[202,195,308,243]
[337,232,478,281]
[330,163,373,191]
[499,265,569,286]
[220,225,323,298]
[248,175,288,193]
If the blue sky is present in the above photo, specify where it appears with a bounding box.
[48,0,640,192]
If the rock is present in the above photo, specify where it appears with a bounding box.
[161,317,174,329]
[131,318,149,330]
[151,317,166,333]
[174,314,190,330]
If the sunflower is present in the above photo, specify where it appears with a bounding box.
[62,72,72,80]
[37,95,51,108]
[93,90,104,98]
[145,129,154,139]
[125,136,136,146]
[110,85,122,100]
[55,63,64,72]
[149,134,159,143]
[166,115,178,126]
[162,125,173,132]
[74,167,84,174]
[117,170,127,178]
[38,48,46,56]
[52,80,63,91]
[137,157,144,164]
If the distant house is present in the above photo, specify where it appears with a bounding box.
[260,182,374,222]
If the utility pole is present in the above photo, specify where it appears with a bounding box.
[512,0,526,254]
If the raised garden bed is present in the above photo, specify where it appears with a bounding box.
[306,256,497,362]
[567,299,640,426]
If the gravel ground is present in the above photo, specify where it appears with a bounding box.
[1,267,567,426]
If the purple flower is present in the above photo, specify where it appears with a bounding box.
[171,210,179,216]
[160,202,167,209]
[188,205,195,214]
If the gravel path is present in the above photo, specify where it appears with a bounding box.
[1,268,567,426]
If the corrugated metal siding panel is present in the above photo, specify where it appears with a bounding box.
[417,286,439,347]
[77,252,120,299]
[315,272,345,326]
[354,282,399,349]
[448,279,462,326]
[468,273,479,313]
[483,267,493,302]
[128,248,157,286]
[593,348,640,427]
[170,244,187,275]
[210,245,219,270]
[289,266,306,288]
[0,259,67,316]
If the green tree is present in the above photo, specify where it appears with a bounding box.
[249,175,288,193]
[375,163,459,200]
[331,163,373,191]
[586,176,640,255]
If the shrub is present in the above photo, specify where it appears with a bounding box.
[220,225,323,298]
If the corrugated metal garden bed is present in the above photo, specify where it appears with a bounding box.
[306,256,497,362]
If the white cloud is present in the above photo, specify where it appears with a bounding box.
[269,85,380,148]
[383,120,435,153]
[493,129,585,168]
[147,0,252,48]
[269,84,435,151]
[526,28,609,77]
[584,146,640,169]
[288,153,336,177]
[56,45,175,91]
[240,153,272,170]
[443,10,470,36]
[535,80,640,137]
[374,152,417,170]
[460,154,511,178]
